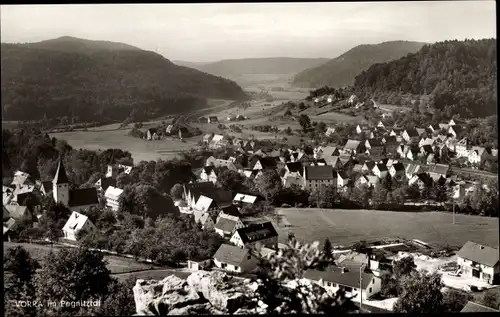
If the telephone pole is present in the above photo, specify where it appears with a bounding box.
[359,265,363,312]
[453,202,456,224]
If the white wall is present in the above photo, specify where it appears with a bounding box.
[457,256,499,284]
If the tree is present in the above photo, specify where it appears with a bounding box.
[217,168,247,192]
[323,238,333,259]
[442,289,471,312]
[393,256,417,279]
[255,170,283,203]
[393,271,444,313]
[34,247,113,315]
[371,186,388,209]
[170,183,184,200]
[298,114,312,132]
[116,172,134,188]
[98,277,137,316]
[476,289,500,310]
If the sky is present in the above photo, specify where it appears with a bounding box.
[0,1,496,62]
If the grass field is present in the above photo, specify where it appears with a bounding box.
[276,208,499,248]
[3,242,160,274]
[113,269,191,282]
[50,129,200,163]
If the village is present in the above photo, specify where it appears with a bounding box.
[3,107,499,312]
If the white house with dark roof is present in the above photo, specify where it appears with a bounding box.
[336,171,350,188]
[104,186,123,211]
[468,146,487,165]
[199,166,218,184]
[372,164,389,179]
[213,243,258,273]
[408,173,433,189]
[302,166,336,190]
[214,216,245,238]
[456,241,500,285]
[389,163,406,179]
[402,129,420,143]
[304,264,382,300]
[52,160,99,212]
[230,222,278,250]
[62,211,96,241]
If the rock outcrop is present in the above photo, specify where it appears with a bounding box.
[133,270,352,315]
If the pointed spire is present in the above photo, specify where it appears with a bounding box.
[53,159,69,184]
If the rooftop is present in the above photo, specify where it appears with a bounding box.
[236,222,278,244]
[457,241,499,267]
[305,166,335,180]
[213,243,251,266]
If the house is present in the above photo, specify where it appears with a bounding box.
[372,164,389,179]
[198,117,209,123]
[456,241,499,285]
[209,134,226,149]
[382,135,397,144]
[376,121,385,129]
[199,166,218,184]
[208,116,219,123]
[420,144,434,156]
[252,157,277,171]
[408,173,433,189]
[11,171,33,188]
[214,216,245,238]
[416,128,426,137]
[314,146,340,160]
[324,156,342,170]
[356,124,369,135]
[10,184,38,207]
[38,181,52,197]
[402,129,420,143]
[183,182,216,207]
[230,222,279,250]
[94,177,117,194]
[325,127,336,137]
[205,156,238,171]
[52,160,99,212]
[406,148,419,161]
[192,209,215,230]
[364,139,384,156]
[302,166,336,190]
[428,125,439,133]
[283,176,303,188]
[213,243,258,273]
[461,301,500,313]
[217,204,243,221]
[438,123,449,131]
[304,265,382,300]
[397,145,410,159]
[105,164,132,178]
[448,125,463,139]
[4,205,32,221]
[104,186,123,211]
[355,175,379,188]
[427,164,450,179]
[468,147,487,165]
[146,128,159,141]
[389,128,404,137]
[348,94,359,105]
[336,171,349,188]
[362,161,376,174]
[344,140,363,155]
[284,162,304,178]
[455,138,469,158]
[389,163,406,179]
[62,211,96,241]
[418,137,435,148]
[232,193,258,207]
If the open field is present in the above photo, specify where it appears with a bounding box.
[50,129,200,163]
[310,111,363,123]
[113,268,192,282]
[275,208,499,248]
[3,242,160,274]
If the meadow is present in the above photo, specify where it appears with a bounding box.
[50,129,199,163]
[3,242,160,274]
[275,208,499,248]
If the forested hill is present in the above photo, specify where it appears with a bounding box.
[353,39,497,118]
[292,41,427,88]
[1,37,248,122]
[188,57,331,76]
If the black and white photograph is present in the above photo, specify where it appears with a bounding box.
[1,1,499,315]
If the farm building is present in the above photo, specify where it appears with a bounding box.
[62,211,96,241]
[302,165,336,190]
[213,243,258,273]
[456,241,499,285]
[230,222,279,250]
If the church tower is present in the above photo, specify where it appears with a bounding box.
[53,159,70,207]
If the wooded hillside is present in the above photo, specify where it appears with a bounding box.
[353,39,497,118]
[1,37,247,122]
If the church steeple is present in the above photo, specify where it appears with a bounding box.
[53,159,69,185]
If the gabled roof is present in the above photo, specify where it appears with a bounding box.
[405,129,419,138]
[4,205,29,220]
[383,136,397,144]
[214,243,251,266]
[375,163,388,172]
[220,205,242,218]
[367,139,384,147]
[421,144,434,154]
[337,171,349,179]
[62,211,92,232]
[324,156,340,167]
[233,193,258,204]
[11,171,32,186]
[321,146,339,157]
[69,188,98,207]
[194,195,214,213]
[449,125,463,134]
[304,166,335,180]
[426,164,449,175]
[416,128,425,136]
[53,160,69,184]
[363,161,376,171]
[211,134,224,142]
[104,186,124,200]
[344,140,361,150]
[214,217,238,233]
[461,301,499,313]
[413,173,433,186]
[98,177,117,191]
[286,162,303,174]
[258,157,278,169]
[457,241,499,267]
[235,222,278,244]
[391,162,405,172]
[304,265,374,289]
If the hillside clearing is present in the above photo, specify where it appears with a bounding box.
[275,208,499,248]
